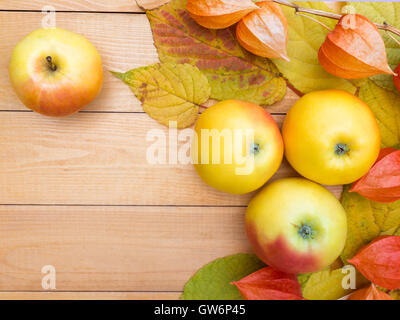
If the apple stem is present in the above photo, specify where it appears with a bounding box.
[46,56,57,72]
[335,143,349,156]
[250,143,260,155]
[299,224,314,240]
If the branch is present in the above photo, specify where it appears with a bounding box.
[273,0,400,38]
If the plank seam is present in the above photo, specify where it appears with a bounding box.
[0,290,182,293]
[0,204,247,208]
[0,10,145,14]
[0,110,287,115]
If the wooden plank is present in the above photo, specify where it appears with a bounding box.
[0,12,298,114]
[0,0,142,12]
[0,292,181,300]
[0,205,250,291]
[0,112,342,206]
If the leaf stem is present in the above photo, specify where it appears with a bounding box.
[295,12,331,31]
[273,0,400,37]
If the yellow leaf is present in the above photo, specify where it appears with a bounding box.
[299,268,368,300]
[341,186,400,262]
[358,79,400,148]
[273,1,356,94]
[112,63,210,128]
[390,290,400,300]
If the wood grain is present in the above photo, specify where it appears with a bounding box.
[0,0,142,12]
[0,291,181,300]
[0,12,298,114]
[0,112,342,206]
[0,205,250,291]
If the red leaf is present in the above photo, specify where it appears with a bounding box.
[350,148,400,203]
[348,236,400,290]
[231,267,303,300]
[347,284,394,300]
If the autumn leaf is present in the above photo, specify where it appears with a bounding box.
[341,185,400,263]
[350,148,400,203]
[273,1,356,94]
[348,236,400,290]
[358,79,400,148]
[232,267,303,300]
[390,289,400,300]
[112,63,210,128]
[146,0,286,106]
[347,2,400,93]
[181,253,265,300]
[298,267,368,300]
[348,284,394,300]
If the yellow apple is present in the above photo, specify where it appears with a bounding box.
[282,90,380,185]
[191,100,284,194]
[9,28,103,117]
[246,178,347,274]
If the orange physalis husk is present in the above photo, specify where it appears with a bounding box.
[186,0,258,30]
[350,148,400,203]
[319,14,395,79]
[236,1,289,61]
[348,236,400,290]
[231,267,304,300]
[347,284,394,300]
[394,63,400,92]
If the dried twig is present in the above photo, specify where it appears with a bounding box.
[273,0,400,38]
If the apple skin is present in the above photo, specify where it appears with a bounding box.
[9,28,103,117]
[192,100,284,195]
[246,178,347,274]
[282,90,380,185]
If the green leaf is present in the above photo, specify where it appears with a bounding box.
[346,2,400,93]
[298,268,368,300]
[273,1,356,94]
[358,79,400,148]
[146,0,286,106]
[181,253,265,300]
[341,185,400,263]
[112,62,210,128]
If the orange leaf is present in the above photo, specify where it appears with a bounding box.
[319,14,395,79]
[236,1,289,61]
[348,236,400,290]
[231,267,304,300]
[186,0,258,29]
[348,284,394,300]
[350,148,400,203]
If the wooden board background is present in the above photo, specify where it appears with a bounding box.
[0,0,342,299]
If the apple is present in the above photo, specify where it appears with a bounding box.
[282,90,380,185]
[246,178,347,274]
[9,27,103,117]
[191,100,284,194]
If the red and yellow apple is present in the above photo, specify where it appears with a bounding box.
[9,27,103,117]
[191,100,284,194]
[246,178,347,274]
[282,90,380,185]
